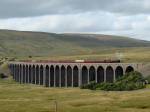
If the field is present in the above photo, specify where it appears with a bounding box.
[0,30,150,63]
[26,47,150,63]
[1,78,150,112]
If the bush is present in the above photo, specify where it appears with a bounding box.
[80,71,146,91]
[80,81,97,90]
[0,73,7,79]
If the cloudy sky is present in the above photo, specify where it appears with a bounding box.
[0,0,150,41]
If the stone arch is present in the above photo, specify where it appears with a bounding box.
[13,64,15,76]
[67,66,72,87]
[49,65,54,87]
[12,64,15,79]
[12,64,14,73]
[19,64,22,83]
[115,66,123,79]
[97,66,104,83]
[17,64,19,82]
[29,65,32,83]
[25,65,29,83]
[23,65,26,83]
[13,64,15,77]
[36,65,39,85]
[13,64,15,75]
[14,64,17,81]
[73,66,79,87]
[12,64,14,75]
[126,66,134,73]
[14,64,16,80]
[82,66,88,85]
[45,65,50,87]
[40,65,44,85]
[18,64,20,82]
[55,65,60,87]
[11,64,14,74]
[106,66,114,83]
[16,64,19,82]
[32,65,36,84]
[61,65,66,87]
[50,65,54,87]
[89,66,96,82]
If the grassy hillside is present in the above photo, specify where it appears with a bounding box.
[0,29,150,62]
[1,78,150,112]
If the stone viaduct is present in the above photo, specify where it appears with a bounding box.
[8,61,142,87]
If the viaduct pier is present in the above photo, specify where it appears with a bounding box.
[9,60,142,87]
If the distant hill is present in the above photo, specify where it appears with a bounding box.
[0,29,149,57]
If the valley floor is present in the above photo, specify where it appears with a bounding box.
[0,78,150,112]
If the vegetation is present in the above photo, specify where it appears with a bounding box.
[0,30,150,62]
[0,73,5,78]
[0,78,150,112]
[81,71,146,91]
[145,75,150,84]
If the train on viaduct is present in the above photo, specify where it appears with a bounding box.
[8,60,143,87]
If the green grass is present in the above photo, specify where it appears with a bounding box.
[1,78,150,112]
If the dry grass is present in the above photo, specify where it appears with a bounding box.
[20,47,150,63]
[0,78,150,112]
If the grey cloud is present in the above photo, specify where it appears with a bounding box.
[0,12,116,32]
[0,12,150,41]
[0,0,150,18]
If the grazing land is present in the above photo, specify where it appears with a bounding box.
[0,78,150,112]
[29,47,150,63]
[0,30,150,62]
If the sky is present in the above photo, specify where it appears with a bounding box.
[0,0,150,41]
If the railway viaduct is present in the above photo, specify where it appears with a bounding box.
[8,61,143,87]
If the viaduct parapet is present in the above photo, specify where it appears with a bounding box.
[8,61,143,87]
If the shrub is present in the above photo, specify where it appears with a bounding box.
[80,81,97,90]
[80,71,146,91]
[28,56,32,58]
[0,73,7,79]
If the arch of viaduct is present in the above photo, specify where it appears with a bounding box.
[9,62,141,87]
